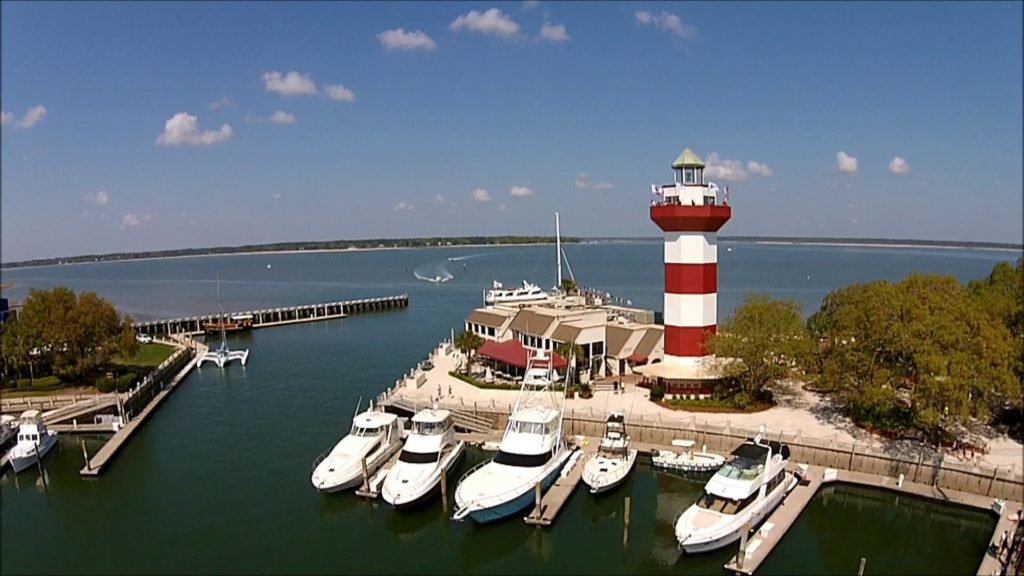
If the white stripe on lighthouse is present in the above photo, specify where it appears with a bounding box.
[663,232,718,265]
[663,293,717,328]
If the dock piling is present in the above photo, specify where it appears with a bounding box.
[440,469,448,513]
[360,457,370,493]
[857,557,866,576]
[80,440,90,471]
[534,481,542,517]
[737,520,750,570]
[623,496,631,548]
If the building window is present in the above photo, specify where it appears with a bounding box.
[695,168,703,184]
[684,168,695,184]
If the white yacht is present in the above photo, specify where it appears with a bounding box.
[652,439,725,473]
[674,429,797,554]
[311,403,403,493]
[582,411,637,495]
[452,351,572,523]
[484,280,549,306]
[381,408,465,508]
[9,410,59,474]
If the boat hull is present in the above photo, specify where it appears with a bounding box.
[10,433,59,474]
[312,441,402,493]
[677,475,797,554]
[384,442,466,509]
[457,451,570,524]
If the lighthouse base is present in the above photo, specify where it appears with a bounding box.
[634,355,737,399]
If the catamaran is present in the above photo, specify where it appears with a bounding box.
[452,350,572,523]
[381,407,465,508]
[674,428,797,554]
[198,272,249,368]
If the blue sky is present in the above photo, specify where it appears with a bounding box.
[2,1,1021,262]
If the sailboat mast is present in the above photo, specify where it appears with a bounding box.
[217,272,227,347]
[555,212,562,292]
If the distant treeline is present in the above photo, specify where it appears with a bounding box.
[586,236,1023,251]
[0,236,579,269]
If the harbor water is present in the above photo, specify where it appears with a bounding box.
[0,241,1012,574]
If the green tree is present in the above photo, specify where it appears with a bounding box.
[709,293,812,406]
[555,339,584,387]
[11,287,138,382]
[454,330,483,375]
[559,278,578,295]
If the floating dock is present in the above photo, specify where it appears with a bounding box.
[134,294,408,337]
[525,442,597,527]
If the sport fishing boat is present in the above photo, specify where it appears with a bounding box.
[8,410,59,474]
[311,402,403,493]
[452,351,571,523]
[581,411,637,495]
[381,407,465,508]
[674,428,797,553]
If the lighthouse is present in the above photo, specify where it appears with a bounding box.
[649,148,731,372]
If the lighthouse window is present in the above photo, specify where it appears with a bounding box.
[684,168,695,184]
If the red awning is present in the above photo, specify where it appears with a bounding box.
[477,339,568,370]
[627,353,648,364]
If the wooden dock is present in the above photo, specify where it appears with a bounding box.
[134,294,408,337]
[355,450,404,499]
[525,442,597,527]
[80,343,205,476]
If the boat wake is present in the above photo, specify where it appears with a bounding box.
[413,261,454,284]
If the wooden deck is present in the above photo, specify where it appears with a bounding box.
[355,450,404,499]
[525,442,598,527]
[80,343,206,476]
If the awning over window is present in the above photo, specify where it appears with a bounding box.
[477,339,567,370]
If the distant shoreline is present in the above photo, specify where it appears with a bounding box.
[2,236,1020,271]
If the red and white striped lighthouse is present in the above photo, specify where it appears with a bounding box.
[650,148,731,369]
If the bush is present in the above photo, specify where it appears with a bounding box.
[115,372,137,393]
[96,378,115,393]
[649,383,665,402]
[576,383,592,399]
[447,371,517,390]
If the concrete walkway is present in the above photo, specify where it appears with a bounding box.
[394,346,1023,473]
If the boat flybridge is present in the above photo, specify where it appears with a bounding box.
[311,401,403,493]
[581,411,638,495]
[198,272,249,368]
[674,427,798,554]
[452,350,572,523]
[381,407,466,508]
[9,410,59,474]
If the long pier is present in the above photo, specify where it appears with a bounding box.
[134,294,408,337]
[525,442,596,526]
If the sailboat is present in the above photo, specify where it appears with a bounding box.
[198,272,250,368]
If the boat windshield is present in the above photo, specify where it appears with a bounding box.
[508,420,552,435]
[493,450,553,468]
[412,421,444,435]
[399,450,439,464]
[351,425,383,437]
[715,455,764,480]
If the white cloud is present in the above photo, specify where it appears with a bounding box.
[635,11,696,39]
[888,156,910,175]
[509,185,533,197]
[16,105,47,129]
[432,194,446,203]
[121,212,151,228]
[0,111,12,126]
[378,28,437,51]
[498,203,508,212]
[209,96,233,110]
[705,153,748,181]
[836,151,858,173]
[540,22,569,42]
[83,190,110,206]
[450,8,520,38]
[268,110,296,125]
[156,112,233,146]
[262,71,318,96]
[324,84,356,102]
[746,161,773,177]
[393,201,415,211]
[574,173,614,190]
[471,188,492,202]
[523,0,540,9]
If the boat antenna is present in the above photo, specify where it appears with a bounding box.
[555,212,562,292]
[353,396,363,419]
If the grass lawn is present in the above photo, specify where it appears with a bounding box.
[114,342,176,370]
[2,343,177,397]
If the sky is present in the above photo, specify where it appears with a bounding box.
[2,1,1022,263]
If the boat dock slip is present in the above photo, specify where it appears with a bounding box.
[525,441,598,527]
[133,294,409,337]
[80,342,207,477]
[355,450,404,499]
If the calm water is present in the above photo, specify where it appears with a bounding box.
[0,242,1012,574]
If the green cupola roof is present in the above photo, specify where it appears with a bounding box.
[671,148,705,169]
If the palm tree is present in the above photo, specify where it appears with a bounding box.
[454,330,484,375]
[555,339,584,388]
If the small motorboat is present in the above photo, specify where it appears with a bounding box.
[9,410,59,474]
[381,407,465,508]
[311,402,404,493]
[652,439,725,473]
[581,411,637,495]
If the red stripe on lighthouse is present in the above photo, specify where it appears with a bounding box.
[664,325,717,357]
[664,263,717,294]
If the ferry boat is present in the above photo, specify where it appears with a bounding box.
[674,428,797,554]
[581,411,637,495]
[484,280,549,306]
[652,439,725,473]
[452,351,572,523]
[381,407,465,508]
[311,402,403,493]
[9,410,59,474]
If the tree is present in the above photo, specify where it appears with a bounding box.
[559,278,578,295]
[454,330,483,375]
[555,339,584,387]
[709,293,812,406]
[8,287,138,383]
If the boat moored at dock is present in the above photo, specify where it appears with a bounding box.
[674,428,797,554]
[311,403,403,493]
[9,410,59,474]
[581,411,637,495]
[381,407,465,508]
[652,439,725,474]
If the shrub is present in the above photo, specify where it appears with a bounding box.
[114,372,137,393]
[649,383,665,402]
